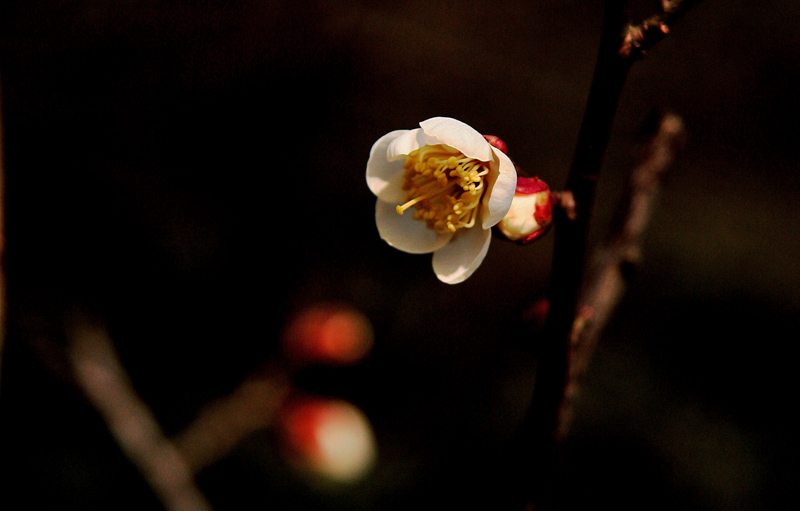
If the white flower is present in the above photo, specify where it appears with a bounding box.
[366,117,517,284]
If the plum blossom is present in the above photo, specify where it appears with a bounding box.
[366,117,516,284]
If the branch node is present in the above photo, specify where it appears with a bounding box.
[553,190,578,221]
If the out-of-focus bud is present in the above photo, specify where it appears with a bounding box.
[496,176,553,244]
[281,304,374,366]
[523,297,550,333]
[277,397,377,484]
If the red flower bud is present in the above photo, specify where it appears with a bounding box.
[483,134,508,154]
[496,176,553,244]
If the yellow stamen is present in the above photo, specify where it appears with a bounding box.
[396,144,490,234]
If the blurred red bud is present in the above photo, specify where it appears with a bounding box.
[277,397,377,483]
[524,298,550,332]
[282,304,374,366]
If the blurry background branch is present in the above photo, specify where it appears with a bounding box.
[173,370,290,474]
[68,318,213,511]
[40,303,373,511]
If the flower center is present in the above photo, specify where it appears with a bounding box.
[395,144,489,234]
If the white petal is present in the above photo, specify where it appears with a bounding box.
[386,128,437,161]
[375,200,453,254]
[432,226,492,284]
[481,145,517,229]
[419,117,492,162]
[366,130,408,203]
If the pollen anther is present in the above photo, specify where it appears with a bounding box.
[396,144,490,233]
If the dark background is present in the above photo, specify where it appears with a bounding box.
[1,1,798,510]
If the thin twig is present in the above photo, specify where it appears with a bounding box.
[620,0,702,59]
[556,112,686,440]
[68,319,213,511]
[173,370,291,474]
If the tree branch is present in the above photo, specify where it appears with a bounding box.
[173,370,291,474]
[514,0,698,508]
[556,112,686,440]
[68,319,213,511]
[515,3,633,508]
[620,0,703,59]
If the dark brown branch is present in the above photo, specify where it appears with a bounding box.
[514,0,698,508]
[68,320,213,511]
[514,3,633,509]
[556,113,686,439]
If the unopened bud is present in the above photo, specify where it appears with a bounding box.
[483,134,508,154]
[524,297,550,333]
[496,176,553,244]
[281,304,374,366]
[277,397,377,484]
